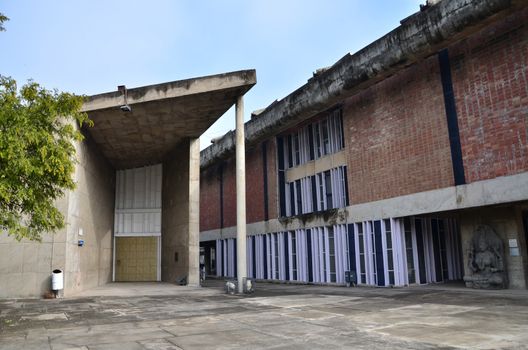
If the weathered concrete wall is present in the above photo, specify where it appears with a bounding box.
[162,138,200,285]
[0,134,114,298]
[459,205,527,289]
[450,8,528,183]
[63,134,115,296]
[0,195,69,298]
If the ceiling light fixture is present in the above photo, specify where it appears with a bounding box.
[118,85,132,112]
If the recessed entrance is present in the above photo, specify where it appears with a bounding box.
[113,164,162,282]
[80,71,256,287]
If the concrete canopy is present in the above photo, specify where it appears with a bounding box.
[82,70,256,169]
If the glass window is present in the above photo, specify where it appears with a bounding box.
[328,228,336,283]
[385,219,394,285]
[295,180,302,215]
[291,232,297,281]
[293,132,300,166]
[210,247,216,275]
[318,173,325,211]
[370,222,377,285]
[321,120,330,155]
[281,108,344,168]
[404,219,416,284]
[281,166,347,217]
[314,123,322,158]
[358,224,366,284]
[274,234,280,280]
[324,171,333,209]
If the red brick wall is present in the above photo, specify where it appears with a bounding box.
[218,143,268,228]
[200,140,274,231]
[245,145,266,224]
[222,157,237,228]
[266,138,279,219]
[344,56,454,205]
[201,10,528,223]
[450,9,528,183]
[199,166,220,231]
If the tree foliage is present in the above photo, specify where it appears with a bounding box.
[0,12,8,31]
[0,76,92,241]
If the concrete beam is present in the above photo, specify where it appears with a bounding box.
[200,171,528,240]
[200,0,523,168]
[82,70,256,112]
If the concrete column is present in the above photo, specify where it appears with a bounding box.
[236,95,247,293]
[188,137,201,286]
[161,138,200,286]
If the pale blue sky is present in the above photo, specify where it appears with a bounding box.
[0,1,422,149]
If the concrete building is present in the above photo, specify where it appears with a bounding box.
[199,0,528,289]
[2,0,527,298]
[0,71,256,298]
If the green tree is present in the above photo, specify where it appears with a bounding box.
[0,76,92,241]
[0,12,8,31]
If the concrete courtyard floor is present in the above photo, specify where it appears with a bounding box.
[1,280,527,349]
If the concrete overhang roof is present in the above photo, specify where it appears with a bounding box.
[82,70,256,169]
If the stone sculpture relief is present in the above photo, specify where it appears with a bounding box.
[463,225,506,289]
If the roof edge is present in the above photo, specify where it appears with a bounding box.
[82,69,256,112]
[200,0,520,168]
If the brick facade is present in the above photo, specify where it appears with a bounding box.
[200,8,528,227]
[265,138,279,220]
[245,145,266,224]
[199,165,221,231]
[221,157,237,228]
[200,140,275,231]
[450,9,528,183]
[198,2,528,292]
[344,55,454,205]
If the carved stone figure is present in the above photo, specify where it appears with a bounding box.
[463,225,506,289]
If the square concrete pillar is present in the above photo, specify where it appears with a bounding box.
[161,138,200,286]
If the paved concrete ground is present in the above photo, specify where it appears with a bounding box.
[1,280,527,349]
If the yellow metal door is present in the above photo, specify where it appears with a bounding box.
[115,237,158,281]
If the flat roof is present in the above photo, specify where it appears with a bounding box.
[82,70,256,169]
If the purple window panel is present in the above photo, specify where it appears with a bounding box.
[324,227,331,283]
[318,228,326,283]
[216,240,222,277]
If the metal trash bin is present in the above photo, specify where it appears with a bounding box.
[51,269,63,297]
[345,270,357,287]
